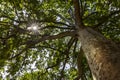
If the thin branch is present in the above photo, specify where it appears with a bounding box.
[12,1,21,22]
[0,15,72,27]
[46,63,59,70]
[83,12,99,20]
[42,25,74,30]
[83,73,87,80]
[73,38,78,53]
[10,46,29,59]
[59,37,77,79]
[63,37,76,56]
[0,21,11,26]
[67,37,75,48]
[49,21,71,27]
[0,15,16,22]
[33,45,63,53]
[42,58,60,75]
[0,34,16,40]
[54,12,74,26]
[59,57,68,80]
[82,1,87,17]
[79,0,84,17]
[59,38,76,80]
[92,10,120,28]
[59,37,76,80]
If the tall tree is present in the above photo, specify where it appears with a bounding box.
[73,0,120,80]
[0,0,120,80]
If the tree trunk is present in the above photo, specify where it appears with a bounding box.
[77,27,120,80]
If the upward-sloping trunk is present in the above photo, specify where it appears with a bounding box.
[72,0,120,79]
[78,27,120,80]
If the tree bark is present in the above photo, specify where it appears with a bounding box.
[77,27,120,80]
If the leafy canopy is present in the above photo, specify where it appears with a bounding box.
[0,0,120,80]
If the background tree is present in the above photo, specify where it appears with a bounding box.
[0,0,120,80]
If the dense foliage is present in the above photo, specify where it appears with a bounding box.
[0,0,120,80]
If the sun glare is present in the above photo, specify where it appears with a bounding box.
[32,26,37,30]
[27,23,38,31]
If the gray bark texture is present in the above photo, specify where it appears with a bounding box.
[78,27,120,80]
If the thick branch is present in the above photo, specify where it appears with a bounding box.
[73,0,84,29]
[10,31,76,59]
[25,31,76,46]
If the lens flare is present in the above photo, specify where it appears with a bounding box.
[32,25,37,30]
[27,23,38,31]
